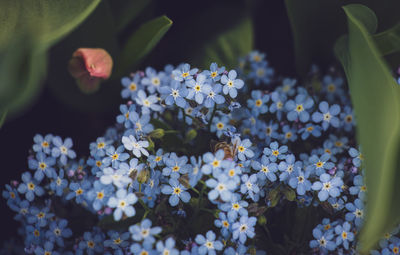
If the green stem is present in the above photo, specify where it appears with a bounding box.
[207,105,218,131]
[181,108,187,135]
[191,187,200,195]
[164,130,180,134]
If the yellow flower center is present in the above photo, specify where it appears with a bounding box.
[129,83,137,91]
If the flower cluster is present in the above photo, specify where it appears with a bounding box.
[3,51,396,255]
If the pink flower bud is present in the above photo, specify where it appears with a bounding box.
[68,48,113,93]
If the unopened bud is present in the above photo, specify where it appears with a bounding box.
[137,169,150,184]
[150,129,165,139]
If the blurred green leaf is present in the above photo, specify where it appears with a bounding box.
[109,0,151,33]
[114,15,172,78]
[334,4,400,253]
[195,17,253,70]
[373,23,400,56]
[285,0,400,76]
[0,110,7,129]
[0,0,101,50]
[0,35,47,116]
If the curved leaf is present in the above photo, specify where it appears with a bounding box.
[373,23,400,56]
[0,110,7,129]
[114,15,172,78]
[335,4,400,253]
[0,0,101,50]
[195,17,253,70]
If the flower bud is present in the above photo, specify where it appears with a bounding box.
[149,128,165,139]
[137,169,150,184]
[68,48,113,93]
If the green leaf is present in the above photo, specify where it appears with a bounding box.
[109,0,151,33]
[0,0,101,50]
[194,17,253,70]
[373,23,400,56]
[334,4,400,253]
[0,35,47,117]
[114,15,172,78]
[285,0,400,76]
[0,110,7,129]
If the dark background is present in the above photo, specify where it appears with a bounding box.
[0,0,295,244]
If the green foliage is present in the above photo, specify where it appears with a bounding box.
[114,15,173,78]
[373,23,400,56]
[0,0,101,118]
[285,0,400,76]
[194,17,253,70]
[0,110,7,129]
[334,4,400,253]
[109,0,151,33]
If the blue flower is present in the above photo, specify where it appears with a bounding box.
[312,101,341,130]
[285,94,314,122]
[278,154,301,182]
[186,73,212,104]
[141,67,165,93]
[252,155,278,182]
[309,227,336,252]
[232,216,257,243]
[201,150,228,175]
[77,230,104,254]
[263,141,288,162]
[203,62,225,82]
[135,89,162,114]
[156,237,179,255]
[104,231,130,253]
[172,63,198,81]
[45,219,72,247]
[195,230,223,255]
[248,61,274,85]
[51,136,76,165]
[221,70,244,98]
[203,83,225,108]
[321,75,344,102]
[214,212,232,238]
[17,172,44,202]
[100,163,132,188]
[129,219,162,244]
[3,184,20,207]
[27,206,54,227]
[130,113,154,135]
[349,147,363,167]
[89,137,111,157]
[25,225,43,245]
[130,241,155,255]
[162,153,190,179]
[240,174,260,201]
[161,178,191,206]
[49,169,68,196]
[107,189,138,221]
[311,173,343,201]
[247,90,269,116]
[334,222,354,250]
[278,78,297,96]
[28,152,56,181]
[86,180,114,211]
[280,125,298,143]
[148,149,165,168]
[219,194,249,222]
[206,173,237,202]
[32,134,53,154]
[345,199,365,228]
[307,153,335,176]
[269,92,286,120]
[65,180,91,204]
[288,170,311,196]
[298,123,322,140]
[121,74,142,99]
[235,138,254,161]
[103,145,130,168]
[349,175,367,200]
[263,121,279,143]
[340,106,355,132]
[34,241,60,255]
[211,115,232,138]
[160,80,188,108]
[122,135,149,158]
[116,104,137,128]
[188,156,203,187]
